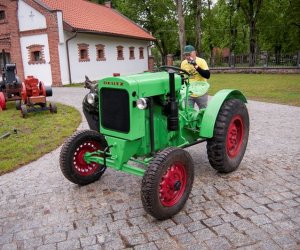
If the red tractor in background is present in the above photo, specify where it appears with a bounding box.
[0,49,56,116]
[20,75,57,118]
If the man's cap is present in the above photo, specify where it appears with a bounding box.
[183,45,195,54]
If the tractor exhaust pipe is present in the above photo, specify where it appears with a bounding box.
[167,71,178,131]
[1,49,6,82]
[2,49,6,66]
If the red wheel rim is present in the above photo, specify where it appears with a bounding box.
[73,140,102,176]
[159,162,187,207]
[226,115,244,158]
[0,92,6,110]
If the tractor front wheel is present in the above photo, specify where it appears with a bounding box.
[15,100,21,110]
[207,99,249,173]
[59,130,108,185]
[141,147,194,220]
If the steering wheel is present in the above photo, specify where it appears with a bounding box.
[160,65,191,76]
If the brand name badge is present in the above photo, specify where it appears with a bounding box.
[103,81,124,86]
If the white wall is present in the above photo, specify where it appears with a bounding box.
[66,33,150,84]
[56,11,64,44]
[57,14,69,84]
[18,0,47,32]
[20,34,53,86]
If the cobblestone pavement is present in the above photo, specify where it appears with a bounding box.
[1,87,300,250]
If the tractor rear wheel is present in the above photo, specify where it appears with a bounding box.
[59,130,108,185]
[141,147,194,220]
[207,99,249,173]
[49,102,57,113]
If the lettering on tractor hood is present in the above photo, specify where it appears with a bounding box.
[103,81,124,86]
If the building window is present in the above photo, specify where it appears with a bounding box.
[117,46,124,60]
[80,49,87,59]
[96,44,106,61]
[0,10,5,20]
[78,43,90,62]
[139,47,144,59]
[129,47,135,60]
[27,44,46,64]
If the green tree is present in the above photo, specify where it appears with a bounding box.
[258,0,300,54]
[238,0,263,66]
[114,0,177,64]
[88,0,299,66]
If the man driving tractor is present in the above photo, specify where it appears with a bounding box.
[181,45,210,109]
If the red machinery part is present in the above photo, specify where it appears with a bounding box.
[23,76,40,98]
[0,92,6,110]
[21,82,27,103]
[39,81,46,96]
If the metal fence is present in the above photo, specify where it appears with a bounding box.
[171,51,300,68]
[208,51,300,68]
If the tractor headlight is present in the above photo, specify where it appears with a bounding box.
[87,93,97,105]
[136,98,148,110]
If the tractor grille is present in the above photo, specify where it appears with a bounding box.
[100,88,130,133]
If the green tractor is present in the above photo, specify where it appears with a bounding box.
[60,66,249,220]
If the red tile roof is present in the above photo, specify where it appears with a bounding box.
[39,0,155,41]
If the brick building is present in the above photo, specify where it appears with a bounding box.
[0,0,155,86]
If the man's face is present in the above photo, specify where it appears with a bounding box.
[190,51,196,59]
[184,51,196,60]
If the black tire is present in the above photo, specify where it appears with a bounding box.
[15,100,21,110]
[141,147,194,220]
[20,104,27,118]
[207,99,249,173]
[59,130,108,185]
[49,102,57,113]
[40,102,46,108]
[45,86,53,97]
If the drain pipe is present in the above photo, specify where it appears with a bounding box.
[66,32,77,84]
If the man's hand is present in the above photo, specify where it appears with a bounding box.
[188,59,197,66]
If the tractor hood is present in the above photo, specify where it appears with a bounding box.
[98,72,182,98]
[97,72,181,141]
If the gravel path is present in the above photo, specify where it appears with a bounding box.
[0,87,299,250]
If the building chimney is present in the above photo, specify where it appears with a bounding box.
[104,1,112,8]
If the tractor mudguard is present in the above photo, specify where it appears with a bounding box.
[199,89,247,138]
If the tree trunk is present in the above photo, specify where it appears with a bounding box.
[274,44,282,65]
[155,36,167,65]
[228,0,237,67]
[238,0,263,67]
[207,0,214,67]
[194,0,202,52]
[249,19,256,66]
[176,0,186,60]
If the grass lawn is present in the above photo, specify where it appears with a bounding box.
[0,102,81,175]
[209,74,300,106]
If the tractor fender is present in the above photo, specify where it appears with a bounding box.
[199,89,247,138]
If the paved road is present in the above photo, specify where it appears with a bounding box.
[0,87,299,250]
